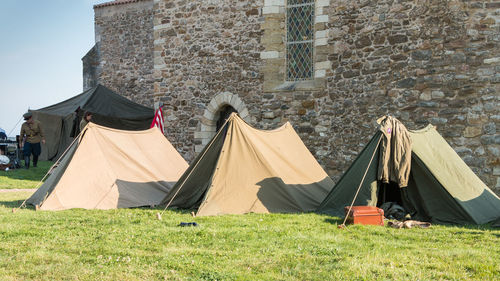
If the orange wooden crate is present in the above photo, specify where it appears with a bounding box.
[344,206,384,226]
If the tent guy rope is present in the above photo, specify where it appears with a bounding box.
[156,116,233,220]
[7,116,23,137]
[338,134,382,229]
[12,127,85,213]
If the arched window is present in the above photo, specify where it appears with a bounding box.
[286,0,315,81]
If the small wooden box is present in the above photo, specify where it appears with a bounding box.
[344,206,384,226]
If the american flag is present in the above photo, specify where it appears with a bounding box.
[150,108,164,134]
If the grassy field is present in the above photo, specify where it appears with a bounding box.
[0,191,499,280]
[0,161,52,189]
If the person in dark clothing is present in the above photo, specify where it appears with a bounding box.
[19,112,45,169]
[79,111,93,131]
[0,128,6,140]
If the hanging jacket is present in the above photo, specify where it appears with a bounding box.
[376,116,412,187]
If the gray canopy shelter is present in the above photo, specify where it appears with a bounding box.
[30,84,154,161]
[317,122,500,225]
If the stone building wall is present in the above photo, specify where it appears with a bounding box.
[89,0,499,194]
[82,45,100,91]
[151,0,499,193]
[152,0,264,160]
[322,0,500,189]
[92,0,155,106]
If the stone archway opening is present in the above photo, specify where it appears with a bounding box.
[194,92,250,153]
[216,105,238,131]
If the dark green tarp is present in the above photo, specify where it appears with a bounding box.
[30,84,154,161]
[317,125,500,225]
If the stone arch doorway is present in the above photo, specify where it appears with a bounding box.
[216,105,238,131]
[194,92,250,153]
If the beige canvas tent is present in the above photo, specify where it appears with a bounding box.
[161,113,334,216]
[27,123,188,210]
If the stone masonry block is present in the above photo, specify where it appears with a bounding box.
[207,102,216,113]
[201,137,212,146]
[154,38,165,45]
[153,23,171,30]
[153,64,166,70]
[484,57,500,64]
[316,61,331,70]
[194,131,216,139]
[239,108,249,119]
[214,93,225,105]
[201,123,216,132]
[222,92,232,104]
[209,99,219,112]
[264,0,284,6]
[315,38,328,46]
[263,6,280,14]
[316,0,330,7]
[201,117,215,126]
[315,69,326,78]
[316,15,328,23]
[203,110,214,121]
[260,51,280,59]
[316,30,328,39]
[195,145,205,153]
[230,95,242,109]
[235,101,246,112]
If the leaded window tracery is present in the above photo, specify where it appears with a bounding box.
[286,0,315,81]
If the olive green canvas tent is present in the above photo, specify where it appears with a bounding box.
[317,122,500,225]
[161,113,334,216]
[30,84,154,161]
[27,123,188,210]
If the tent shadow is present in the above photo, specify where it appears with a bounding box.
[157,207,198,215]
[130,204,195,215]
[454,189,500,226]
[256,177,333,214]
[0,199,35,210]
[323,217,344,225]
[433,224,499,231]
[114,179,177,209]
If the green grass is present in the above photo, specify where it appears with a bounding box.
[1,192,499,280]
[0,161,52,189]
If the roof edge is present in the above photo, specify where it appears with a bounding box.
[94,0,150,9]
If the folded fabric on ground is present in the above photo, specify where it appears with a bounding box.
[388,220,432,229]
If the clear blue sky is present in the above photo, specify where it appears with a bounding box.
[0,0,107,137]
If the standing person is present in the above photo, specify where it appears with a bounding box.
[0,127,6,140]
[80,111,93,131]
[19,112,45,169]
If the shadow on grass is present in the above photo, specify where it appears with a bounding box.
[132,205,196,213]
[316,213,343,225]
[0,199,35,210]
[444,224,500,231]
[315,211,500,231]
[324,218,343,225]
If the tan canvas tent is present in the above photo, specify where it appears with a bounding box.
[161,113,334,216]
[27,123,188,210]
